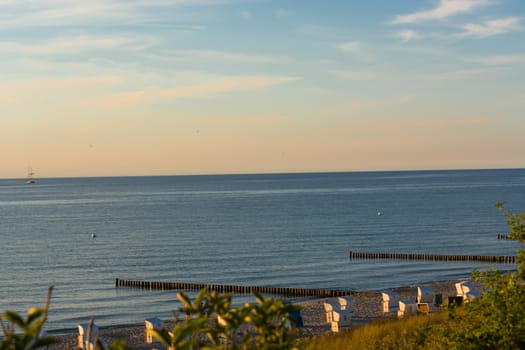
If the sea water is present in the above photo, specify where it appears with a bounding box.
[0,169,523,330]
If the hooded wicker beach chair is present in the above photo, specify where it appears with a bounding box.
[381,291,399,315]
[144,317,163,344]
[417,286,434,304]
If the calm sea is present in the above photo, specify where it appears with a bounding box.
[0,169,523,330]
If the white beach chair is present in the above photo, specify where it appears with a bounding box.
[381,291,399,315]
[397,300,418,318]
[417,286,434,304]
[455,281,467,298]
[332,309,351,326]
[330,321,342,333]
[328,303,352,332]
[144,317,163,344]
[337,296,353,312]
[78,323,107,350]
[323,300,340,323]
[416,286,433,314]
[330,313,352,332]
[461,283,480,302]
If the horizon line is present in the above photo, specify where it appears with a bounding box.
[2,166,524,181]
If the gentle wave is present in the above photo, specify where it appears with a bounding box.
[0,169,523,330]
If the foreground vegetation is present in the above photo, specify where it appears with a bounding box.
[2,203,524,349]
[303,312,449,350]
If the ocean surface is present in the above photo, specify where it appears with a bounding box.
[1,169,524,331]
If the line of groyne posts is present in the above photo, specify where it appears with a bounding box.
[349,251,517,264]
[115,279,353,297]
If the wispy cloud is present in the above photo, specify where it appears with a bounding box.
[391,0,492,24]
[396,29,419,42]
[0,35,154,55]
[0,76,122,92]
[274,8,287,18]
[0,0,232,28]
[0,76,122,107]
[337,41,373,62]
[461,17,521,37]
[337,41,375,63]
[169,49,293,64]
[296,24,347,39]
[472,55,525,65]
[338,41,361,54]
[99,75,301,107]
[0,73,300,110]
[240,10,252,20]
[347,95,414,112]
[433,68,490,80]
[0,2,129,28]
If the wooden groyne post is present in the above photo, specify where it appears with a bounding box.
[115,279,354,297]
[349,251,517,264]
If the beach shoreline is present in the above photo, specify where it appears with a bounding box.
[43,278,482,349]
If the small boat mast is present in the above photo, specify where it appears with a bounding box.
[26,167,35,184]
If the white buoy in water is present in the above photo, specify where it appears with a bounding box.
[91,233,96,239]
[377,211,382,216]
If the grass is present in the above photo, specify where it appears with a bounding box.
[301,312,452,350]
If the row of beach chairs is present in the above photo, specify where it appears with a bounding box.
[74,282,482,346]
[77,319,167,350]
[78,311,303,349]
[382,291,428,318]
[321,282,483,333]
[323,297,353,332]
[382,282,480,318]
[382,286,435,318]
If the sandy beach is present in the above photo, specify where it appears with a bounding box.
[43,278,483,349]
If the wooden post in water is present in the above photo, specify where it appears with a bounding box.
[114,279,356,297]
[349,250,516,264]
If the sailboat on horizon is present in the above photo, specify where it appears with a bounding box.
[26,167,35,184]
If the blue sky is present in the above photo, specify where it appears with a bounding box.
[1,0,524,178]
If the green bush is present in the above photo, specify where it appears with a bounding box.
[149,288,302,350]
[0,286,57,350]
[438,203,525,349]
[1,288,301,350]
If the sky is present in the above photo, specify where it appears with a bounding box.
[1,0,524,178]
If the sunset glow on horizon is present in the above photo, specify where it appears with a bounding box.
[1,0,524,179]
